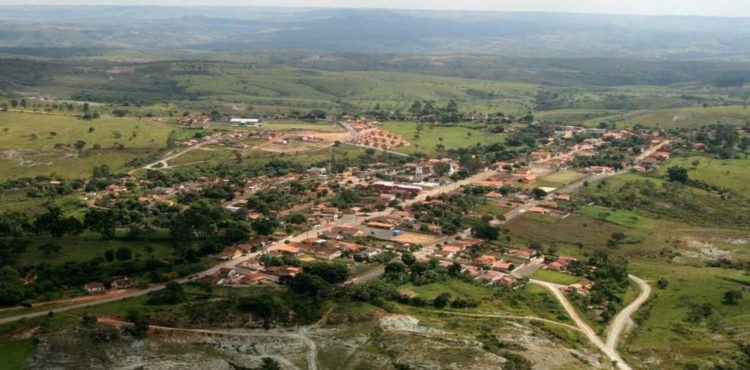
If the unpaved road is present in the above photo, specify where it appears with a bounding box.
[532,276,652,370]
[606,275,652,350]
[531,279,631,370]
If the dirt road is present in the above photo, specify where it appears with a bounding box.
[531,278,640,370]
[606,275,652,350]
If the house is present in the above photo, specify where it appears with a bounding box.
[497,274,518,286]
[230,118,262,126]
[238,272,274,286]
[528,207,550,215]
[461,265,481,277]
[441,245,462,255]
[335,241,364,253]
[473,255,497,267]
[367,221,396,230]
[314,245,343,261]
[434,249,456,259]
[508,248,535,260]
[547,256,577,272]
[84,282,106,294]
[555,194,571,201]
[262,266,302,278]
[219,247,243,260]
[275,244,301,255]
[492,260,513,272]
[478,270,504,284]
[112,276,133,290]
[330,226,365,238]
[569,279,594,294]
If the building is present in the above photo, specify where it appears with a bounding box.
[83,282,106,294]
[112,276,133,290]
[230,118,262,127]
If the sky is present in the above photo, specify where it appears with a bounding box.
[10,0,750,18]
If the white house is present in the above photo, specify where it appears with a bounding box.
[230,118,262,127]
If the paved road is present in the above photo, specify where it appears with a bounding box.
[531,279,632,370]
[606,275,652,350]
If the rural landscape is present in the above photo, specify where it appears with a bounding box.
[0,3,749,370]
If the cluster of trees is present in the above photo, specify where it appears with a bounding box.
[567,250,630,323]
[411,193,484,235]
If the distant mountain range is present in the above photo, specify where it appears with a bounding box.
[1,6,750,61]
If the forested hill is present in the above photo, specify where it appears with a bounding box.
[1,6,750,61]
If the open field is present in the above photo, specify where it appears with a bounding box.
[580,105,750,128]
[381,121,506,155]
[0,111,177,179]
[17,234,174,267]
[655,155,750,195]
[623,261,750,369]
[502,213,627,246]
[535,170,587,189]
[531,269,581,285]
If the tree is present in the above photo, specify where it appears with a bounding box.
[0,267,28,305]
[657,277,669,289]
[303,263,349,284]
[255,357,281,370]
[125,310,149,338]
[667,166,689,184]
[115,247,132,261]
[84,208,117,239]
[289,273,332,300]
[252,218,279,236]
[473,222,500,241]
[38,242,62,257]
[74,140,87,151]
[433,292,452,308]
[33,207,82,237]
[401,253,417,266]
[531,188,547,199]
[10,100,18,108]
[723,290,743,305]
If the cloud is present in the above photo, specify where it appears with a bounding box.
[12,0,750,18]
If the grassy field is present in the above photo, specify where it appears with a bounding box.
[252,119,344,132]
[624,261,750,369]
[578,205,654,232]
[655,155,750,195]
[535,170,586,189]
[0,111,177,179]
[580,105,750,128]
[502,213,627,246]
[381,121,506,155]
[0,335,34,370]
[531,269,580,285]
[18,234,174,267]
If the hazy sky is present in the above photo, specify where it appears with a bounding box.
[11,0,750,18]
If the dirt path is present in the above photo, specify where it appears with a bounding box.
[606,275,652,350]
[414,308,583,333]
[531,279,633,370]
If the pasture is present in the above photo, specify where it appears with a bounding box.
[535,170,586,189]
[381,121,506,155]
[581,105,750,128]
[656,155,750,195]
[501,213,626,246]
[0,111,176,179]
